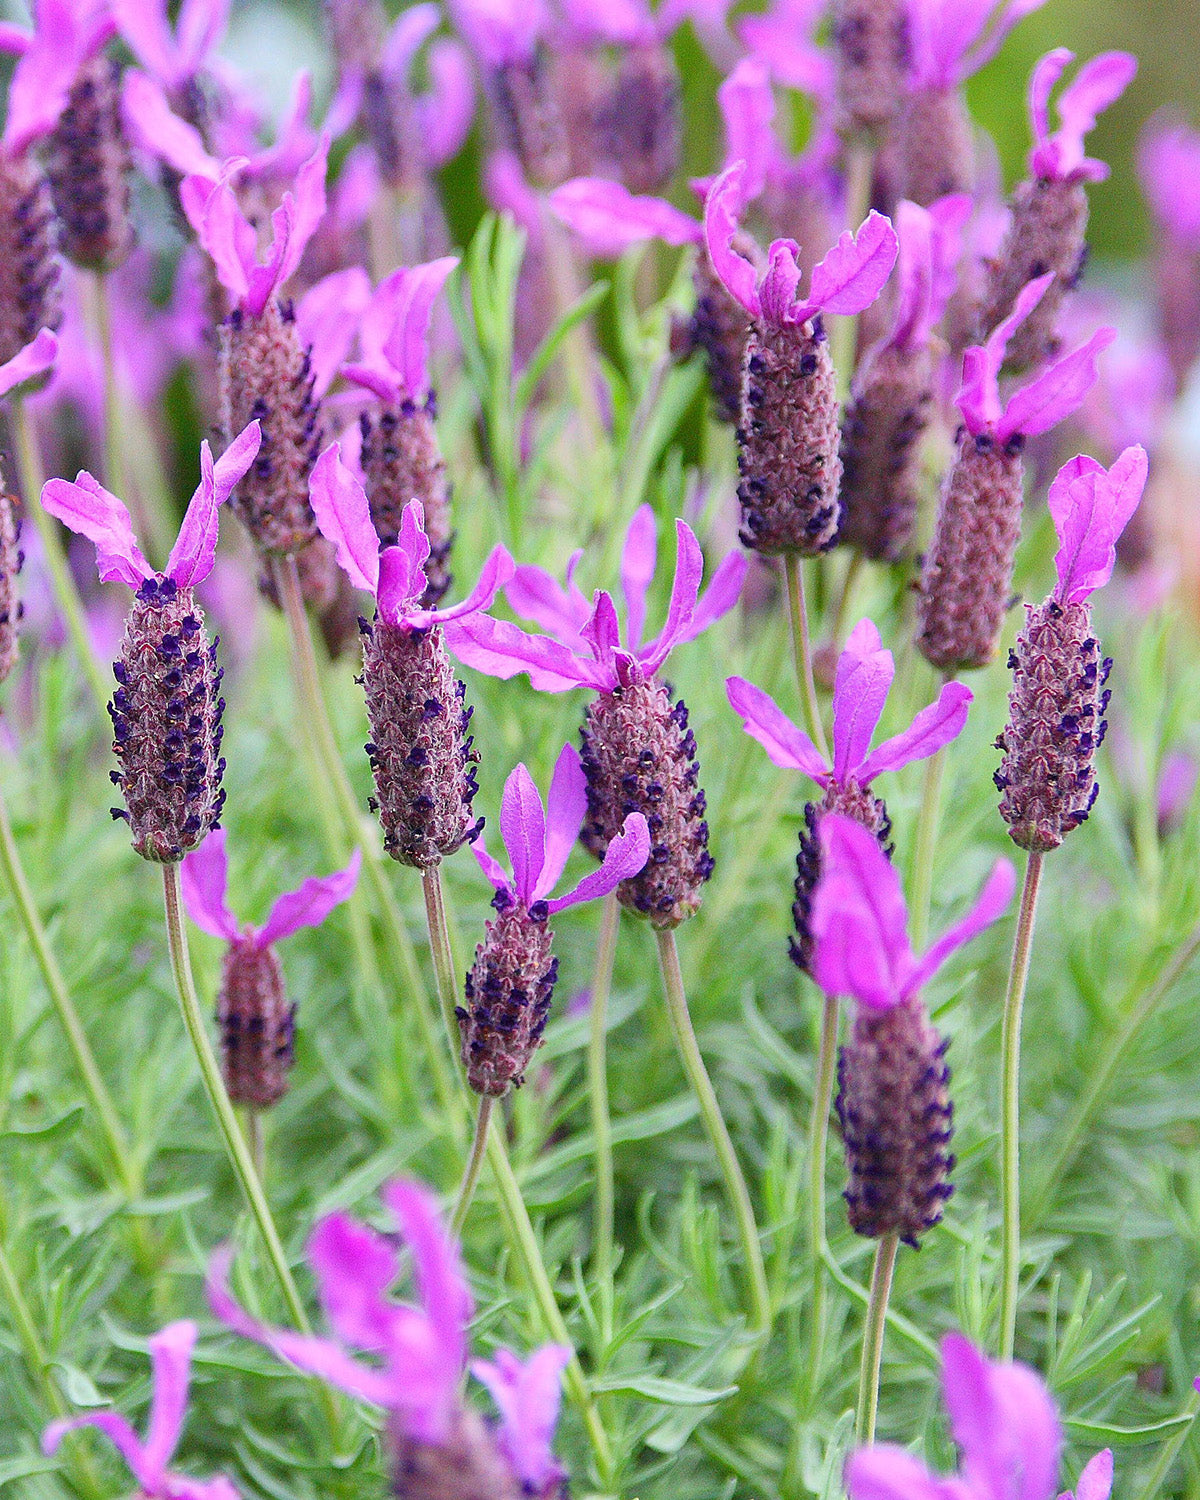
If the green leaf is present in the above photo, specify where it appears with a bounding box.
[590,1373,738,1405]
[1065,1414,1196,1447]
[0,1105,83,1144]
[514,280,610,413]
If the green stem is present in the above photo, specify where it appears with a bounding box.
[11,395,110,716]
[855,1231,898,1444]
[588,892,621,1343]
[1131,1388,1200,1500]
[831,143,875,400]
[998,851,1044,1360]
[829,553,865,657]
[540,210,607,463]
[909,741,947,953]
[422,865,467,1074]
[245,1107,265,1185]
[806,994,839,1400]
[161,862,310,1334]
[784,553,830,764]
[486,1128,615,1488]
[450,1096,492,1235]
[655,927,771,1341]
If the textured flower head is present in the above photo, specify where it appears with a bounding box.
[113,0,226,88]
[309,442,513,630]
[958,276,1116,442]
[705,161,898,325]
[812,815,1014,1009]
[1027,48,1137,184]
[447,503,745,692]
[907,0,1044,92]
[342,257,460,405]
[1048,445,1148,604]
[727,619,971,791]
[845,1332,1113,1500]
[475,745,650,910]
[179,137,329,318]
[41,423,262,590]
[181,826,360,947]
[43,1321,240,1500]
[1139,113,1200,245]
[1,0,115,155]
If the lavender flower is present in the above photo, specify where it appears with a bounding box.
[728,618,971,970]
[43,1320,240,1500]
[41,422,261,861]
[112,0,227,97]
[181,828,361,1106]
[462,746,649,1095]
[813,815,1014,1243]
[829,0,909,139]
[1139,113,1200,390]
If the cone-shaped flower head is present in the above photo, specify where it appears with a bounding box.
[917,275,1115,672]
[209,1178,570,1491]
[814,814,1013,1243]
[845,1332,1114,1500]
[996,446,1147,852]
[829,0,909,138]
[0,331,57,686]
[705,162,899,554]
[311,443,512,868]
[461,745,649,1095]
[43,1321,240,1500]
[42,424,261,861]
[181,828,361,1107]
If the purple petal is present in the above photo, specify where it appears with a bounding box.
[927,193,973,323]
[548,178,700,259]
[472,832,514,896]
[500,763,547,905]
[806,210,899,318]
[0,327,57,398]
[639,520,703,675]
[443,614,605,692]
[857,681,973,783]
[505,558,591,644]
[940,1333,1062,1500]
[621,505,657,650]
[888,200,936,350]
[179,828,238,940]
[244,135,329,317]
[581,589,623,675]
[377,545,419,624]
[296,268,372,397]
[166,1477,242,1500]
[112,0,176,79]
[257,849,361,946]
[1031,51,1137,181]
[1050,444,1148,603]
[956,273,1053,434]
[679,548,747,643]
[381,1,439,75]
[717,57,776,201]
[997,325,1117,442]
[43,1414,149,1485]
[308,443,380,595]
[168,424,261,587]
[1070,1451,1114,1500]
[306,1211,401,1351]
[1029,47,1073,152]
[180,170,255,308]
[175,0,228,71]
[906,859,1016,997]
[535,744,587,902]
[379,1178,471,1383]
[4,0,106,154]
[1139,114,1200,241]
[422,545,516,627]
[811,815,914,1008]
[725,675,829,782]
[832,618,893,783]
[546,812,650,912]
[378,257,459,400]
[844,1445,950,1500]
[758,238,806,325]
[141,1321,196,1476]
[418,38,476,167]
[40,473,152,589]
[122,70,219,176]
[702,162,760,316]
[471,1345,570,1491]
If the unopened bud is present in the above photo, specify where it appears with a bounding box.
[675,246,751,427]
[595,44,680,196]
[831,0,910,139]
[0,155,60,365]
[899,88,974,206]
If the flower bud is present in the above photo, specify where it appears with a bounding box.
[360,399,453,607]
[44,55,135,273]
[491,52,569,187]
[832,0,909,138]
[457,892,557,1098]
[218,938,295,1108]
[674,247,751,427]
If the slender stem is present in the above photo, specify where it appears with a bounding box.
[855,1231,899,1443]
[245,1107,265,1184]
[486,1127,615,1488]
[998,851,1044,1360]
[540,210,606,459]
[806,994,839,1400]
[161,863,310,1334]
[909,742,947,953]
[422,865,466,1071]
[829,553,865,657]
[784,553,831,765]
[831,143,875,400]
[11,395,111,716]
[655,928,771,1340]
[451,1097,493,1235]
[1131,1388,1200,1500]
[588,892,621,1343]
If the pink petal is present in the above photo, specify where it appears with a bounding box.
[112,0,176,78]
[308,442,380,595]
[581,589,622,675]
[122,70,219,177]
[180,170,255,307]
[471,1344,570,1491]
[472,832,514,896]
[244,134,329,317]
[500,763,547,905]
[168,424,262,587]
[956,272,1053,434]
[43,1414,149,1485]
[535,744,587,902]
[378,257,459,401]
[175,0,228,71]
[418,38,476,167]
[1138,114,1200,241]
[857,681,973,782]
[379,1179,471,1375]
[961,0,1046,77]
[257,848,361,946]
[1051,445,1148,603]
[725,675,829,781]
[758,238,806,325]
[306,1211,401,1351]
[1032,51,1137,181]
[844,1445,948,1500]
[679,549,747,643]
[40,472,152,589]
[888,201,934,351]
[546,811,650,912]
[296,268,372,398]
[620,505,658,650]
[997,324,1117,442]
[1028,47,1073,153]
[505,558,591,645]
[811,815,913,1008]
[832,618,893,782]
[939,1333,1062,1500]
[702,162,760,316]
[906,858,1016,997]
[717,57,776,202]
[640,520,703,675]
[0,327,58,399]
[548,179,700,259]
[3,0,93,154]
[168,1477,242,1500]
[377,545,419,624]
[1071,1451,1114,1500]
[179,828,238,940]
[141,1321,196,1476]
[443,614,606,692]
[422,544,515,627]
[806,210,899,319]
[381,1,440,75]
[927,193,973,323]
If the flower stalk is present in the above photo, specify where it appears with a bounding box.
[807,992,839,1399]
[588,890,621,1342]
[784,553,831,764]
[855,1229,899,1443]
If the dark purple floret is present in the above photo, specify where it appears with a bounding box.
[457,893,557,1098]
[218,938,296,1108]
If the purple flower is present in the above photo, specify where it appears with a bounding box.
[308,442,513,629]
[446,502,745,692]
[0,327,58,398]
[342,256,460,405]
[1,0,115,156]
[727,619,971,791]
[474,744,649,911]
[957,274,1116,443]
[112,0,226,89]
[1027,48,1137,185]
[43,1321,240,1500]
[449,0,548,69]
[40,422,262,591]
[1139,113,1200,244]
[179,137,329,318]
[737,0,830,96]
[704,161,898,325]
[845,1331,1113,1500]
[812,815,1014,1010]
[907,0,1045,92]
[1047,445,1148,604]
[471,1345,571,1496]
[181,826,360,945]
[880,195,972,354]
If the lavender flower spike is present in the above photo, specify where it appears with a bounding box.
[1139,114,1200,388]
[42,423,261,861]
[814,815,1013,1243]
[43,1321,240,1500]
[462,746,649,1095]
[845,1332,1115,1500]
[209,1178,571,1493]
[181,828,361,1106]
